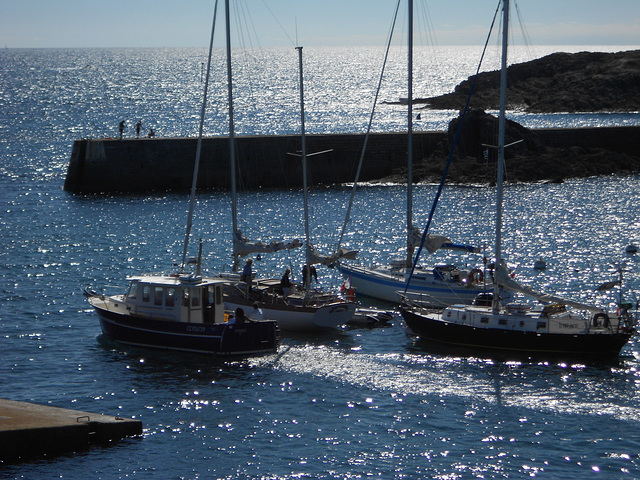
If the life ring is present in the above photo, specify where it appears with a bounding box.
[467,268,484,284]
[592,312,609,328]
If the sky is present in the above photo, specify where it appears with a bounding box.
[1,0,639,49]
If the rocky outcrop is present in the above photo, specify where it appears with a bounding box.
[419,50,640,113]
[410,110,640,184]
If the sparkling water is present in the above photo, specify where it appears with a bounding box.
[2,46,640,479]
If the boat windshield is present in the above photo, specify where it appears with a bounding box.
[126,281,138,299]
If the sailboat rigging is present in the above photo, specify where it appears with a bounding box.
[335,0,491,306]
[84,0,279,356]
[221,23,356,331]
[399,0,635,360]
[226,4,302,270]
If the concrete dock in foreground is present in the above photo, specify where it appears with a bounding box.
[0,399,142,464]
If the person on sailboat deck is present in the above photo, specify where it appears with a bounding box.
[233,307,246,325]
[280,268,292,297]
[241,259,253,295]
[250,302,263,321]
[302,264,317,290]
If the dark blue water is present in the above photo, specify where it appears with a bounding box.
[2,47,640,479]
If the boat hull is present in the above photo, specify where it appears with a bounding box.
[225,297,356,332]
[94,305,278,356]
[338,264,486,305]
[400,307,632,360]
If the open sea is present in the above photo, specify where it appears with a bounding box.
[2,44,640,479]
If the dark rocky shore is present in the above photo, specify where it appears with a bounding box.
[416,49,640,113]
[385,50,640,184]
[406,110,640,185]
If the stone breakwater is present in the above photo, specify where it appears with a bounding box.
[64,126,640,194]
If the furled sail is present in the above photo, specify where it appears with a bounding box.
[308,244,358,266]
[408,225,425,250]
[494,262,604,313]
[410,228,479,254]
[441,242,480,253]
[233,229,302,258]
[412,231,452,254]
[596,280,621,291]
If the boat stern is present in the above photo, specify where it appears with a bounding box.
[312,302,357,329]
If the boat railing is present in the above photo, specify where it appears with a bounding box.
[84,285,127,298]
[397,291,447,310]
[588,309,636,335]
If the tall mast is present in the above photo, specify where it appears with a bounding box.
[296,46,311,266]
[406,0,414,267]
[180,1,218,271]
[493,0,509,310]
[225,0,239,271]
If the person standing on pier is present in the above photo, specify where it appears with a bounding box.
[118,119,125,139]
[135,121,142,138]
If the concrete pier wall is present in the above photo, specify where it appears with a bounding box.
[63,126,640,194]
[64,132,444,194]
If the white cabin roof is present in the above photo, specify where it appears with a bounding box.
[126,274,233,288]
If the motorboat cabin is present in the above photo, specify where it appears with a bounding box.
[122,274,227,324]
[86,274,279,356]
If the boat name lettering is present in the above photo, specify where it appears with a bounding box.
[186,325,206,332]
[558,322,580,329]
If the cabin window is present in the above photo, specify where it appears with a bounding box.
[127,282,138,299]
[480,317,489,324]
[142,285,151,302]
[166,288,176,307]
[206,286,215,306]
[498,318,507,326]
[191,288,200,307]
[154,287,163,306]
[537,322,546,329]
[215,286,222,305]
[182,289,190,306]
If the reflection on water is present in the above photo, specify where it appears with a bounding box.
[3,173,640,477]
[2,45,640,478]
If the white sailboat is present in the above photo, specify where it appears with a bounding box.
[336,0,490,307]
[221,22,355,332]
[84,2,278,356]
[399,0,635,360]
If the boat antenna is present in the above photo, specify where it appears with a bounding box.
[181,0,219,272]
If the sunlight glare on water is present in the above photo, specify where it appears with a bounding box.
[1,43,640,478]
